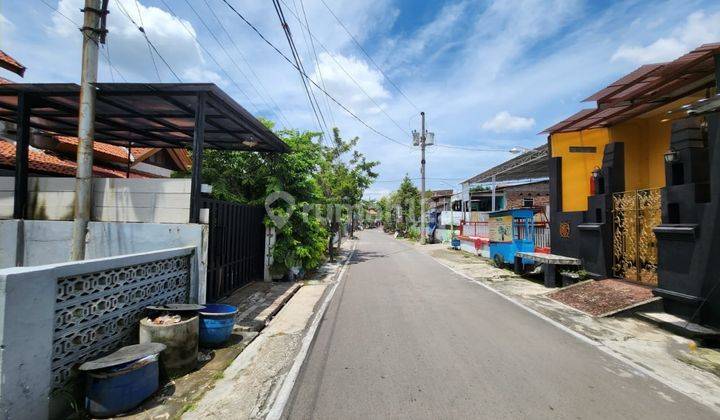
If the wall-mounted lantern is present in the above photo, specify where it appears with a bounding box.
[664,148,678,164]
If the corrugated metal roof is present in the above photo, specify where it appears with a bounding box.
[545,43,720,134]
[0,83,289,153]
[462,144,548,184]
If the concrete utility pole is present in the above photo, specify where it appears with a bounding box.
[70,0,104,260]
[420,112,427,244]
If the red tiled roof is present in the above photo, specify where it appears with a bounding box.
[0,140,128,177]
[544,43,720,134]
[0,50,25,77]
[54,136,131,163]
[130,147,156,161]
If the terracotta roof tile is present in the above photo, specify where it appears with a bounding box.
[54,136,131,163]
[0,140,128,177]
[0,50,25,77]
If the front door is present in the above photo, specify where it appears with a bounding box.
[611,188,661,285]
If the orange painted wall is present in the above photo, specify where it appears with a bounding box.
[550,128,611,212]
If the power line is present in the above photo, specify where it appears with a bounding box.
[37,0,127,81]
[293,0,336,129]
[133,0,162,81]
[202,0,293,129]
[435,144,509,152]
[318,0,420,113]
[114,0,183,81]
[220,0,412,149]
[279,0,411,137]
[372,177,464,183]
[272,0,331,143]
[175,0,267,120]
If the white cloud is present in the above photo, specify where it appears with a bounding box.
[481,111,535,133]
[50,0,206,81]
[612,11,720,64]
[311,52,390,113]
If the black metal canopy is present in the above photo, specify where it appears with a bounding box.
[0,83,289,152]
[4,83,289,223]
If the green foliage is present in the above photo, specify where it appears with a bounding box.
[316,128,379,255]
[379,174,420,236]
[200,121,377,271]
[201,120,327,271]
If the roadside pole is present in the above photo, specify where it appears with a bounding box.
[420,112,426,244]
[70,0,105,260]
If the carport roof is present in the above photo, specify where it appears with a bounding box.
[0,83,289,152]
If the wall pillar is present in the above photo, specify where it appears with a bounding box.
[0,266,56,419]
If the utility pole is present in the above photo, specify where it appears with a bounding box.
[70,0,105,260]
[420,112,427,244]
[413,112,434,244]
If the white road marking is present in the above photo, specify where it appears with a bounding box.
[430,256,719,414]
[266,241,358,420]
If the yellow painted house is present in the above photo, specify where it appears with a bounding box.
[545,43,720,327]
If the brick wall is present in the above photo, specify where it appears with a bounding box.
[502,181,550,209]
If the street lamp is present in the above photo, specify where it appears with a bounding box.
[509,146,531,154]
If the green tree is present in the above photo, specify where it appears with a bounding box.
[316,128,379,260]
[382,175,420,237]
[201,121,328,272]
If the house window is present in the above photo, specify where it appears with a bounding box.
[523,197,534,207]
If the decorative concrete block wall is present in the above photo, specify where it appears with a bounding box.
[0,247,197,419]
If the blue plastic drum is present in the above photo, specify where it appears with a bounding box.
[199,304,238,347]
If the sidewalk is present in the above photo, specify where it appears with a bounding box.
[183,240,355,419]
[413,240,720,411]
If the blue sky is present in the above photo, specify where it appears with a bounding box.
[2,0,720,198]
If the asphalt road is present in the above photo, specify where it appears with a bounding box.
[285,230,717,419]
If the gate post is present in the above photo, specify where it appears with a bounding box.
[264,226,276,282]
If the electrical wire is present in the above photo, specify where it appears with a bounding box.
[435,143,509,152]
[278,0,411,137]
[220,0,412,149]
[293,0,336,129]
[202,0,293,129]
[175,0,266,118]
[272,0,331,143]
[114,0,183,81]
[36,0,127,81]
[317,0,420,113]
[133,0,162,82]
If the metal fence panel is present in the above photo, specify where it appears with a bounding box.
[202,198,266,301]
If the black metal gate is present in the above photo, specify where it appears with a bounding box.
[202,198,266,302]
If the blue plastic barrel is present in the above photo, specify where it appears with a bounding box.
[84,358,159,417]
[199,304,238,347]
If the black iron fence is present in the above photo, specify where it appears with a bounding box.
[201,197,266,302]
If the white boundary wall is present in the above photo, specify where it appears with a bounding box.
[0,177,196,223]
[0,220,208,304]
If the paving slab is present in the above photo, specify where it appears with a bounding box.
[221,281,303,332]
[182,240,355,420]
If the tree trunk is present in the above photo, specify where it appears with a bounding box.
[350,209,355,239]
[328,208,336,262]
